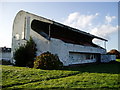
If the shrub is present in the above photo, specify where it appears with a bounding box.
[14,37,37,67]
[34,52,63,70]
[25,37,37,67]
[14,45,27,67]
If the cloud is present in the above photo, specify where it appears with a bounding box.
[90,24,118,40]
[105,15,116,24]
[91,15,117,41]
[63,12,98,30]
[63,12,117,42]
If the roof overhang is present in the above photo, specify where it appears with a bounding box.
[53,22,108,42]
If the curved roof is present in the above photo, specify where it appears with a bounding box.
[16,10,108,42]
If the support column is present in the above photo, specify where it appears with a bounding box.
[104,41,106,50]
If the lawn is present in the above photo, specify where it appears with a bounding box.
[116,59,120,62]
[1,62,120,89]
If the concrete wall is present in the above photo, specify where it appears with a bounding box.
[12,10,107,66]
[68,52,96,65]
[0,52,2,60]
[30,30,106,65]
[101,54,116,63]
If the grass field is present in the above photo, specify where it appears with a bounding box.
[116,59,120,62]
[1,62,120,89]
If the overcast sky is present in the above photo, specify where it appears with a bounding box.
[0,1,119,51]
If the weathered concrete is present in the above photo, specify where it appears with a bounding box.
[101,54,116,63]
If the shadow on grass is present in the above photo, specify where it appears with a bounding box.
[5,87,119,90]
[62,61,120,74]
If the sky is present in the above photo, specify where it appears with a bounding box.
[0,1,119,51]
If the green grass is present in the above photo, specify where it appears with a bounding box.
[116,59,120,62]
[1,62,120,89]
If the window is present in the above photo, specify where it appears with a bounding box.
[15,34,20,40]
[69,52,96,61]
[86,54,95,60]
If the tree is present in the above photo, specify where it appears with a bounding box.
[107,49,120,59]
[14,37,37,67]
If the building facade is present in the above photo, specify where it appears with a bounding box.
[12,10,115,66]
[0,47,11,61]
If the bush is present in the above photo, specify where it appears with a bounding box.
[34,52,63,70]
[14,37,37,67]
[14,45,26,67]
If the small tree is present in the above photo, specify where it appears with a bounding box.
[14,37,37,67]
[14,45,26,67]
[25,37,37,67]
